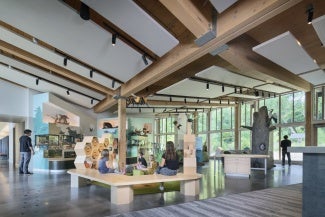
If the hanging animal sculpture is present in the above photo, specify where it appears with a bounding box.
[242,106,276,168]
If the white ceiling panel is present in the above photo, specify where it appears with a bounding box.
[312,15,325,46]
[300,70,325,86]
[256,84,291,93]
[228,93,260,99]
[157,79,233,98]
[253,31,319,74]
[196,66,264,87]
[82,0,179,57]
[0,65,99,109]
[0,54,105,101]
[0,26,120,90]
[209,0,238,13]
[0,0,150,82]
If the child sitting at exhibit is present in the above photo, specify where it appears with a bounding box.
[136,154,158,175]
[98,149,115,174]
[136,151,148,169]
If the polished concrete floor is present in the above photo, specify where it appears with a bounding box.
[0,159,302,217]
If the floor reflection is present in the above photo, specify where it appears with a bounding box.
[0,159,302,217]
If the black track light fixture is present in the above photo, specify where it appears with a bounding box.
[63,56,68,66]
[306,4,314,24]
[36,77,39,85]
[184,98,187,103]
[66,89,70,96]
[254,90,259,97]
[90,69,94,78]
[80,2,90,20]
[234,87,237,93]
[240,87,243,94]
[142,54,148,65]
[222,84,225,92]
[219,99,221,104]
[91,98,94,105]
[112,33,117,46]
[169,96,172,102]
[206,83,209,90]
[209,99,211,104]
[112,79,116,89]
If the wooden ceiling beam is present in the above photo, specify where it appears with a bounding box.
[159,0,211,38]
[219,34,311,92]
[94,0,302,112]
[0,40,114,95]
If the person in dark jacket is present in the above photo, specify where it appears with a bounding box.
[19,129,34,174]
[280,135,291,166]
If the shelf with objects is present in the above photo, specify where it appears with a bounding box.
[73,133,119,172]
[34,134,76,173]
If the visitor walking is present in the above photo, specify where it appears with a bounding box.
[19,129,34,174]
[280,135,291,166]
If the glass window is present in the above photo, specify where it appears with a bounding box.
[198,112,207,132]
[241,104,252,127]
[314,87,323,120]
[222,107,233,130]
[240,130,251,150]
[222,131,234,150]
[210,110,217,131]
[160,118,166,134]
[265,97,279,123]
[280,126,304,161]
[281,94,293,124]
[294,92,305,122]
[216,109,221,130]
[270,128,280,160]
[210,132,221,155]
[166,116,175,133]
[317,126,325,147]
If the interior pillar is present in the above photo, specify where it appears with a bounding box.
[305,91,312,146]
[118,98,127,170]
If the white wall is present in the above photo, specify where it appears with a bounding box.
[0,80,29,118]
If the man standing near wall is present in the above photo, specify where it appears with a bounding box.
[19,129,34,175]
[280,135,291,166]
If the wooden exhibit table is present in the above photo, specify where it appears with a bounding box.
[68,169,202,205]
[214,154,269,177]
[288,147,325,217]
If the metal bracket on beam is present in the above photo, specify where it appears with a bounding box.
[210,44,229,56]
[194,11,217,46]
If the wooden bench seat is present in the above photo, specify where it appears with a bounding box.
[67,169,202,205]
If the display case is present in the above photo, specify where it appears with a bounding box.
[43,149,63,158]
[60,135,74,147]
[35,134,76,159]
[35,134,59,147]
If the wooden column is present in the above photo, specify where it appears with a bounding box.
[234,105,240,150]
[305,91,312,146]
[118,99,127,170]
